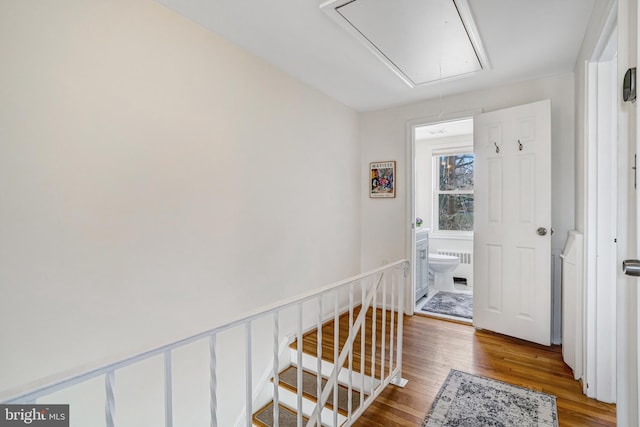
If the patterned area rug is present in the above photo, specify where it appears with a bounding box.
[421,370,558,427]
[421,291,473,319]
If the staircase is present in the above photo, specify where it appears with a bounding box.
[252,365,358,427]
[1,261,409,427]
[251,306,396,427]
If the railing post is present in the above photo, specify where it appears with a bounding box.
[333,291,339,427]
[389,275,395,374]
[297,302,303,427]
[164,351,173,427]
[371,275,378,385]
[347,283,354,419]
[360,281,366,402]
[105,371,115,427]
[209,335,218,427]
[381,277,387,381]
[273,312,280,427]
[316,297,322,427]
[245,321,253,427]
[397,268,405,380]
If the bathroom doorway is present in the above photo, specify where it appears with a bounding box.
[413,118,474,323]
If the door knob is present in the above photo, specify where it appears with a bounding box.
[536,227,548,236]
[623,259,640,276]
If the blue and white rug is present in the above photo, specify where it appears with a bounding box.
[421,370,558,427]
[421,291,473,319]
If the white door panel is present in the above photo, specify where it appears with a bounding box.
[474,100,552,346]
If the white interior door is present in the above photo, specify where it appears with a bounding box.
[473,99,552,346]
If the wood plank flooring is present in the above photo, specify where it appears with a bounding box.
[299,310,616,427]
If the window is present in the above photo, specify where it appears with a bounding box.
[434,152,474,231]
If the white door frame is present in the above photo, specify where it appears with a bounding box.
[584,16,618,401]
[586,0,639,421]
[405,110,481,313]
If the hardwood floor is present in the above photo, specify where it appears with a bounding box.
[299,310,616,426]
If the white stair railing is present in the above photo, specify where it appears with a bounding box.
[305,265,408,427]
[1,260,410,427]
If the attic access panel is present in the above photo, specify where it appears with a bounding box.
[323,0,488,87]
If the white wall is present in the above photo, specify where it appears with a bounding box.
[0,0,361,410]
[361,73,576,271]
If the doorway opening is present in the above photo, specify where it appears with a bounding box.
[413,118,474,323]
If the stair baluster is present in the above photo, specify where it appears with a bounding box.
[273,312,280,427]
[209,335,217,427]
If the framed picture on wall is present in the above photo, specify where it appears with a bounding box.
[370,161,396,198]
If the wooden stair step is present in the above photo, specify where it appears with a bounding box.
[289,306,400,377]
[275,365,364,415]
[253,401,308,427]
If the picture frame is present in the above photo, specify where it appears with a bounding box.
[369,161,396,198]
